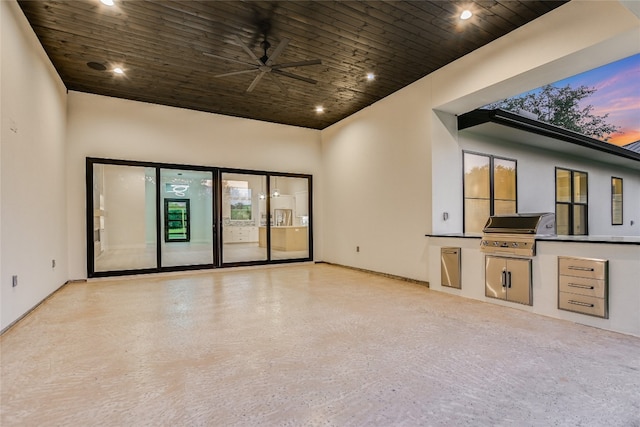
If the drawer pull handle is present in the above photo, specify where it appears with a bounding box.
[568,283,595,290]
[568,266,595,272]
[568,300,595,308]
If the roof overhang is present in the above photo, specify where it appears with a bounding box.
[458,109,640,170]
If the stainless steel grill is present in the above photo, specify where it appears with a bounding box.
[480,213,555,257]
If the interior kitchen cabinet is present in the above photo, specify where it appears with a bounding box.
[258,226,308,251]
[485,256,532,305]
[223,226,258,243]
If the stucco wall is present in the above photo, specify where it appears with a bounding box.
[1,1,68,330]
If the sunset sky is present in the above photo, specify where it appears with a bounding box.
[506,53,639,147]
[557,53,640,147]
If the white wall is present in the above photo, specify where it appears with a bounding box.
[66,92,322,279]
[1,1,68,330]
[320,0,640,281]
[321,78,433,281]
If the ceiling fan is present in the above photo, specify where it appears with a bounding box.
[204,32,322,93]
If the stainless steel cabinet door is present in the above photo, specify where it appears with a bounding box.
[485,256,507,300]
[441,247,461,288]
[505,258,532,305]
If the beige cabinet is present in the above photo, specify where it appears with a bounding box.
[558,256,608,318]
[259,226,308,251]
[223,226,258,243]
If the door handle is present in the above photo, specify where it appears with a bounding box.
[507,271,512,288]
[501,268,507,288]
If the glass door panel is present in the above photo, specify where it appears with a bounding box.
[221,173,267,263]
[93,164,157,272]
[161,169,213,267]
[269,175,310,260]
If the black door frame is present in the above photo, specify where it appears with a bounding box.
[86,157,313,278]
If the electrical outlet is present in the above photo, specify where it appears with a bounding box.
[12,275,18,287]
[52,259,56,268]
[356,246,360,252]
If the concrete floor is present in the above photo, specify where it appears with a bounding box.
[1,263,639,426]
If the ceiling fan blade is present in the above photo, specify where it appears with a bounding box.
[273,69,317,85]
[265,37,289,66]
[214,69,259,78]
[267,73,288,94]
[272,59,322,70]
[246,71,267,92]
[203,52,255,67]
[233,35,263,66]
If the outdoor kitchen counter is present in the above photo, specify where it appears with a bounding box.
[537,235,640,245]
[426,233,640,244]
[426,235,640,337]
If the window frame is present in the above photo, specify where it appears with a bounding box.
[555,167,589,235]
[611,176,623,226]
[462,151,518,233]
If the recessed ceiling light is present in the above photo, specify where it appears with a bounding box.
[315,106,324,114]
[460,10,473,20]
[366,72,375,81]
[113,67,124,75]
[100,0,115,6]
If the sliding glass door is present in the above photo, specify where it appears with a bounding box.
[160,168,214,268]
[91,163,158,273]
[221,172,267,264]
[88,159,312,277]
[269,175,310,260]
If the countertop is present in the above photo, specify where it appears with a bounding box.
[426,233,640,245]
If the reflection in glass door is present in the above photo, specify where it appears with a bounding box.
[89,159,312,276]
[269,175,310,260]
[161,169,214,268]
[221,173,267,264]
[92,163,157,273]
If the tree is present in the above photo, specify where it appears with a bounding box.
[486,84,620,141]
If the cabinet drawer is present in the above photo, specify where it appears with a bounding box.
[558,275,606,299]
[558,292,607,318]
[558,257,607,280]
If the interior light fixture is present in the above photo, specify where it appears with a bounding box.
[113,67,124,75]
[100,0,114,6]
[366,72,375,81]
[271,177,280,198]
[315,106,324,114]
[460,10,473,20]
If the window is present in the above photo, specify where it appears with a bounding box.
[224,180,252,221]
[164,199,190,242]
[555,168,588,235]
[463,152,517,233]
[612,177,623,225]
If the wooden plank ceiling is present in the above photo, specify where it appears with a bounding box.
[18,0,567,130]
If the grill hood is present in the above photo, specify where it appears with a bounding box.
[483,213,556,236]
